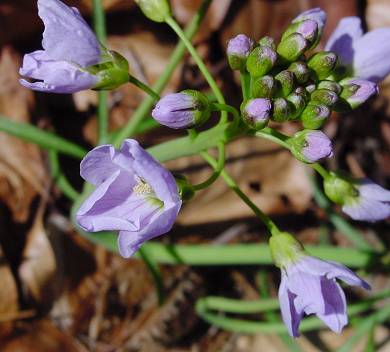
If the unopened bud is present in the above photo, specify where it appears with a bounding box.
[258,36,276,49]
[288,61,310,84]
[339,78,378,109]
[272,98,292,122]
[275,70,295,97]
[317,80,342,94]
[277,33,308,63]
[282,19,318,45]
[286,93,306,120]
[301,102,330,129]
[246,46,277,78]
[241,98,272,130]
[307,51,337,81]
[251,75,275,98]
[292,8,326,49]
[135,0,171,22]
[152,89,210,129]
[305,84,316,93]
[227,34,255,71]
[289,130,333,163]
[310,89,339,107]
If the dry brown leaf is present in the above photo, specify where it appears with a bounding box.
[18,202,57,305]
[0,47,47,222]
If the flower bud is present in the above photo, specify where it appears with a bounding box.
[275,70,295,97]
[307,51,337,81]
[241,98,272,130]
[282,19,319,46]
[272,98,292,122]
[286,92,306,120]
[93,50,130,90]
[339,78,378,109]
[306,84,316,93]
[310,89,339,107]
[323,173,358,205]
[227,34,254,71]
[246,46,277,78]
[277,33,308,63]
[152,89,210,129]
[288,61,310,84]
[301,102,330,129]
[289,130,333,163]
[174,174,195,201]
[317,80,342,94]
[135,0,171,22]
[258,36,276,49]
[269,231,304,268]
[251,75,275,98]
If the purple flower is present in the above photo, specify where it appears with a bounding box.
[295,19,318,42]
[279,255,370,337]
[227,34,254,70]
[293,8,327,33]
[289,130,333,163]
[19,0,101,93]
[326,17,390,83]
[241,98,271,130]
[342,179,390,222]
[340,78,378,109]
[76,139,182,258]
[152,90,210,129]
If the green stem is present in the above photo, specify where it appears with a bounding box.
[311,162,330,179]
[210,103,240,123]
[240,71,251,101]
[165,15,228,123]
[112,0,212,147]
[48,151,80,201]
[0,116,87,159]
[255,127,291,149]
[128,74,160,100]
[92,0,109,145]
[193,142,225,191]
[202,152,279,235]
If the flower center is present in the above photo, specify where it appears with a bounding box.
[133,178,154,195]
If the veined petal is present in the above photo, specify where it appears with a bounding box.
[317,278,347,333]
[353,28,390,82]
[278,273,303,337]
[343,198,390,222]
[297,256,371,289]
[325,17,363,66]
[38,0,101,67]
[358,179,390,201]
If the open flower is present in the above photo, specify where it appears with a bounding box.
[76,139,182,258]
[325,17,390,83]
[19,0,128,93]
[269,232,370,337]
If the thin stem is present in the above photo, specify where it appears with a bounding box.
[255,127,291,150]
[193,142,225,191]
[210,103,240,123]
[48,150,80,201]
[92,0,109,145]
[311,162,330,179]
[112,0,212,147]
[165,15,228,123]
[201,152,279,235]
[240,70,251,101]
[128,74,160,100]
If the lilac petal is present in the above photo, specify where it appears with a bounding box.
[227,34,254,57]
[302,131,333,163]
[343,198,390,222]
[278,273,303,337]
[287,271,325,315]
[38,0,101,67]
[120,140,181,206]
[76,170,147,232]
[293,8,326,32]
[325,17,363,66]
[353,28,390,83]
[317,278,347,333]
[297,256,371,289]
[19,50,97,93]
[358,179,390,201]
[80,144,119,185]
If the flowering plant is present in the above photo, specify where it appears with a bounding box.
[1,0,389,343]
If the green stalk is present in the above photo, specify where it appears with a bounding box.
[112,0,213,147]
[165,15,227,124]
[128,74,160,100]
[311,162,330,179]
[48,151,80,201]
[240,71,251,101]
[92,0,109,145]
[255,127,291,150]
[0,116,87,159]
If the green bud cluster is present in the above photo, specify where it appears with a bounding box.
[227,16,372,131]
